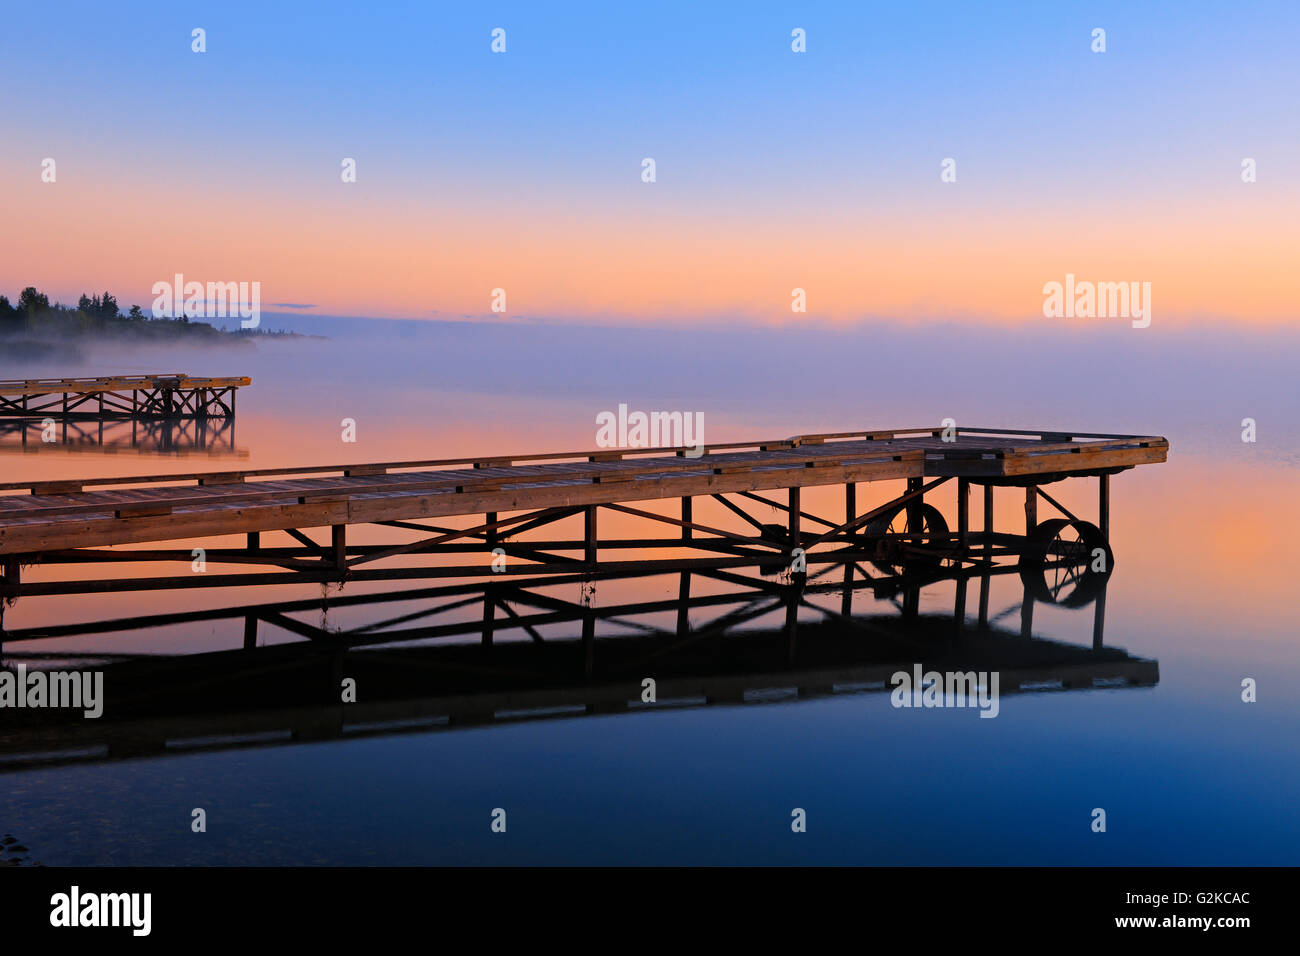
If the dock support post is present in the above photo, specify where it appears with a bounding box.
[1091,579,1108,650]
[958,479,969,554]
[242,614,258,650]
[788,487,800,549]
[983,484,994,563]
[1,559,18,609]
[482,587,495,646]
[906,477,922,541]
[247,531,260,554]
[331,524,346,574]
[1099,474,1110,540]
[681,497,692,541]
[584,506,598,566]
[486,512,498,548]
[1024,486,1038,536]
[841,563,854,618]
[845,482,856,527]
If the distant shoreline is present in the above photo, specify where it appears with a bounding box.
[0,286,326,358]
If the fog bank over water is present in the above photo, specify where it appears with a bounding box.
[5,313,1292,467]
[5,314,1294,476]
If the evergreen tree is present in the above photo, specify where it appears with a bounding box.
[18,287,49,313]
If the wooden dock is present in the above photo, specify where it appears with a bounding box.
[0,373,250,419]
[0,426,1167,618]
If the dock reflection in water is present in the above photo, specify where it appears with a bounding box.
[0,415,246,457]
[0,557,1150,773]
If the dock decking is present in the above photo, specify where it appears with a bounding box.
[0,426,1167,615]
[0,373,249,419]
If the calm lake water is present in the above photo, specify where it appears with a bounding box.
[1,315,1298,865]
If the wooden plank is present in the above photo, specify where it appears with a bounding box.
[29,481,84,495]
[0,447,920,520]
[115,504,175,519]
[0,455,922,554]
[0,427,1169,557]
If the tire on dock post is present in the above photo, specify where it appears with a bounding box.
[1017,517,1112,607]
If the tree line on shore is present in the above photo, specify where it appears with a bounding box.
[0,286,259,339]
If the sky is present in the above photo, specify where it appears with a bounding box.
[2,1,1298,326]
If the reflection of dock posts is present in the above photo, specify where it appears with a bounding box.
[784,586,799,663]
[1099,474,1110,540]
[953,573,968,637]
[676,572,691,636]
[329,651,344,708]
[902,584,919,621]
[841,563,854,618]
[977,570,990,629]
[1092,579,1108,650]
[1020,582,1034,639]
[482,586,495,646]
[582,606,595,678]
[242,613,258,650]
